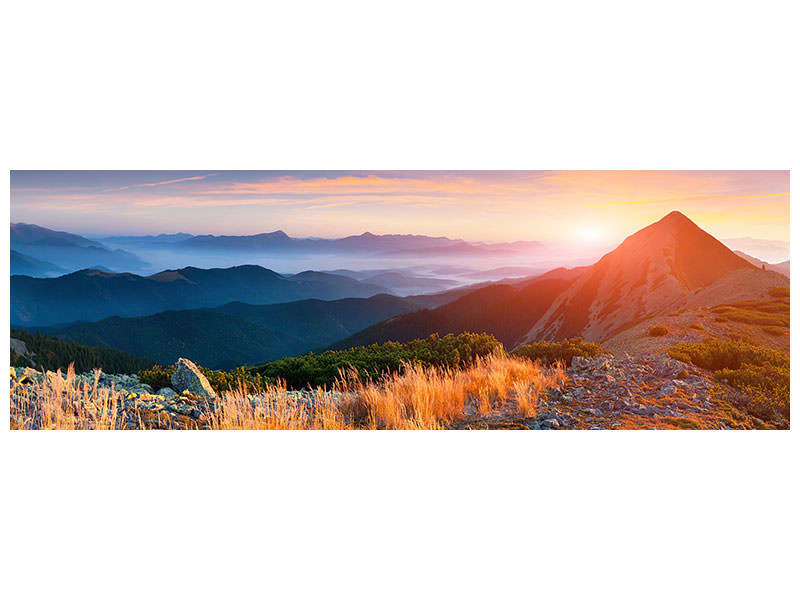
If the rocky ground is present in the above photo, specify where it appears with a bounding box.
[10,349,769,429]
[459,352,764,430]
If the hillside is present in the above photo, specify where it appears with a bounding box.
[46,310,302,369]
[40,294,426,369]
[11,328,154,373]
[327,267,585,350]
[520,211,779,343]
[11,265,391,326]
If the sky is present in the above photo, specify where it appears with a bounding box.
[10,170,790,245]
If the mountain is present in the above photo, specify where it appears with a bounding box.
[11,265,390,326]
[41,294,426,369]
[209,295,421,347]
[10,250,66,277]
[98,228,544,257]
[520,211,780,343]
[723,237,789,264]
[733,251,790,277]
[11,222,100,247]
[327,267,586,350]
[11,223,149,273]
[95,233,194,247]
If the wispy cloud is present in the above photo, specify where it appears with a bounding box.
[104,174,217,192]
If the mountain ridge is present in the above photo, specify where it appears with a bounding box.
[11,264,392,326]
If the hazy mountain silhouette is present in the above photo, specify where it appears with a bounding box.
[10,250,66,277]
[733,250,790,277]
[11,265,391,326]
[99,228,544,257]
[11,223,149,273]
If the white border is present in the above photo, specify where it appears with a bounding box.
[2,2,797,599]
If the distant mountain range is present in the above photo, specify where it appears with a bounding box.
[11,265,392,326]
[96,229,545,256]
[11,223,149,273]
[733,251,790,277]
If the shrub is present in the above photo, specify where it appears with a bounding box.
[250,333,503,390]
[648,325,669,337]
[689,322,704,330]
[511,337,607,366]
[667,337,789,425]
[710,298,789,327]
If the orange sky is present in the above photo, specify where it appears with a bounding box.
[10,170,790,244]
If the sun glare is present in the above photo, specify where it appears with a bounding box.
[576,225,604,244]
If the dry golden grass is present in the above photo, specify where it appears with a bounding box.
[10,365,128,430]
[11,353,566,430]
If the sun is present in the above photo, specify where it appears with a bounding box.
[576,225,604,244]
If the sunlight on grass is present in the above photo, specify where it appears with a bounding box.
[11,353,566,430]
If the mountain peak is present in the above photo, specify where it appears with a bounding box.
[661,210,691,222]
[522,211,757,342]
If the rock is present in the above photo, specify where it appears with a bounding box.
[171,358,216,399]
[541,417,560,429]
[10,338,29,357]
[157,387,177,398]
[658,383,677,397]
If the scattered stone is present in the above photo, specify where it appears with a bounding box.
[171,358,216,399]
[157,387,178,398]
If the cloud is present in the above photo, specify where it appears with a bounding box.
[105,174,217,192]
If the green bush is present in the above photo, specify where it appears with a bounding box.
[250,332,503,389]
[512,337,607,366]
[648,325,669,337]
[667,337,789,424]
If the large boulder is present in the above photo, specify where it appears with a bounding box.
[171,358,216,399]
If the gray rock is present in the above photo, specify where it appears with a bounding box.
[658,383,677,397]
[157,387,177,398]
[11,338,29,356]
[171,358,216,399]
